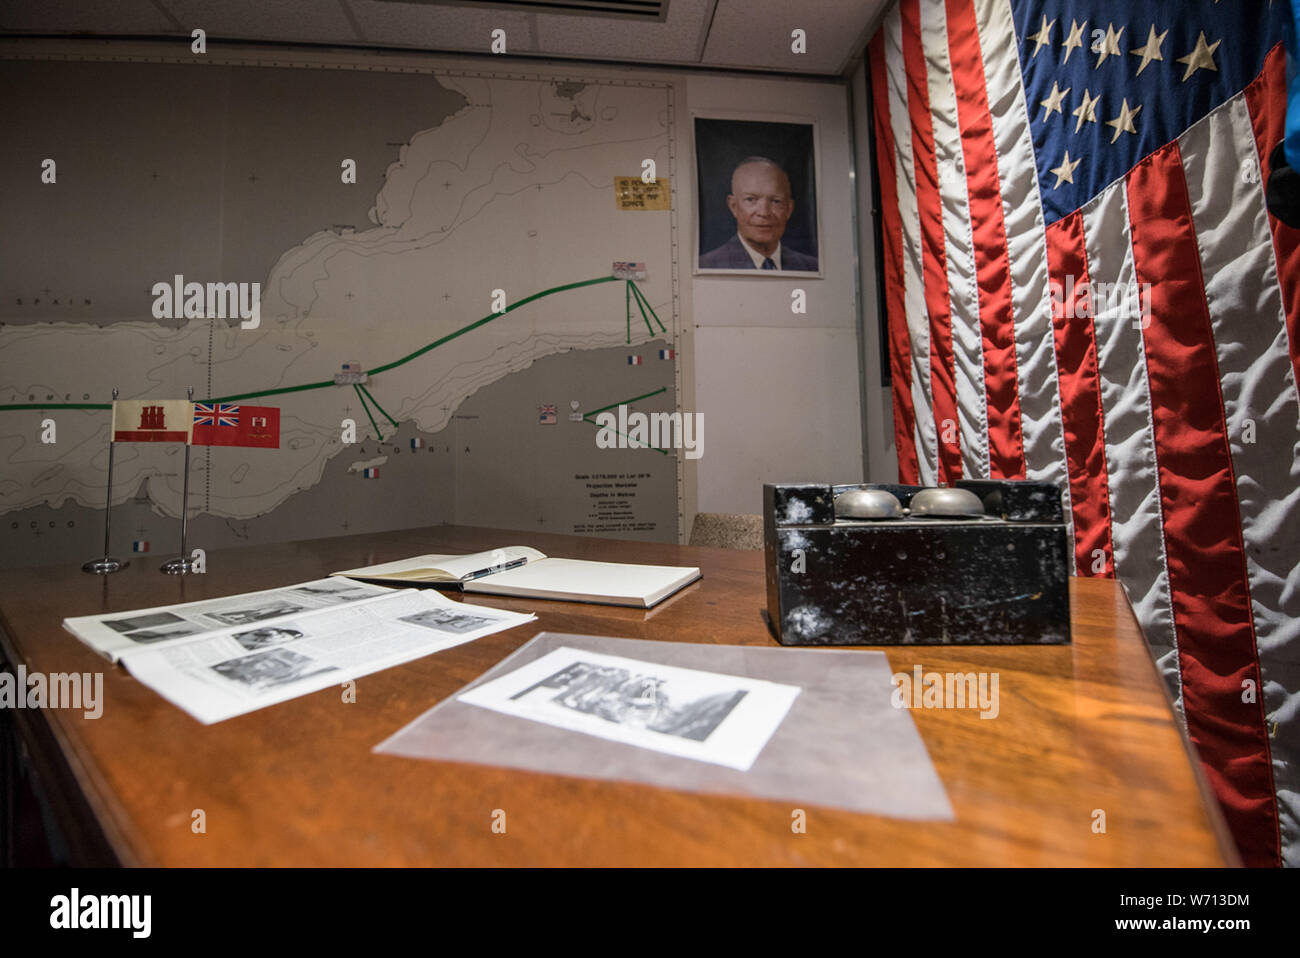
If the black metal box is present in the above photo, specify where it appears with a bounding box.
[763,480,1071,646]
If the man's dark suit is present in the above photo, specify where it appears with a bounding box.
[698,234,818,271]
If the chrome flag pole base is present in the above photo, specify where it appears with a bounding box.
[81,556,129,575]
[159,555,198,575]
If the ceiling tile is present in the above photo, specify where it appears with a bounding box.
[701,0,883,74]
[0,0,177,34]
[164,0,361,46]
[346,1,538,53]
[532,0,711,66]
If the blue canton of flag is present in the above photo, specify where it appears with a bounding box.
[1015,0,1284,225]
[194,402,239,427]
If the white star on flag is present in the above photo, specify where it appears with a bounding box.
[1061,18,1088,64]
[1106,97,1142,143]
[1030,15,1055,57]
[1040,81,1071,120]
[1073,88,1101,133]
[1050,151,1082,188]
[1131,25,1169,76]
[1096,22,1125,68]
[1178,31,1222,82]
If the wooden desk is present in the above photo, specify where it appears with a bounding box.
[0,525,1234,866]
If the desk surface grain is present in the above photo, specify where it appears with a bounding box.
[0,525,1234,866]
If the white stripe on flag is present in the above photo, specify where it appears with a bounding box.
[885,4,937,485]
[973,0,1071,505]
[1182,94,1300,866]
[921,0,990,479]
[1081,182,1183,718]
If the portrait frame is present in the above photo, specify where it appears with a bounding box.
[692,113,823,278]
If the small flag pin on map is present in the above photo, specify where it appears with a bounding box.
[334,360,368,385]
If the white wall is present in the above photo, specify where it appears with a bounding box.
[680,73,866,519]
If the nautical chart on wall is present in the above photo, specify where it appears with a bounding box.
[0,54,682,568]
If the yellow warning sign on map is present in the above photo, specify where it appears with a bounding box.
[615,177,671,210]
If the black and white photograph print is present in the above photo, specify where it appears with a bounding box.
[458,646,802,771]
[512,661,747,742]
[398,607,498,635]
[233,626,305,651]
[206,600,306,627]
[694,116,820,275]
[211,648,337,691]
[287,582,374,605]
[124,623,205,644]
[104,610,187,634]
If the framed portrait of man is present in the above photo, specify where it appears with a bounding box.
[693,115,821,276]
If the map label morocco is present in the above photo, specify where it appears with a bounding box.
[111,400,194,443]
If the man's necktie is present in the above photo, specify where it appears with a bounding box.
[761,258,777,270]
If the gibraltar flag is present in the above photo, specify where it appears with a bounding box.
[111,400,194,443]
[192,403,280,448]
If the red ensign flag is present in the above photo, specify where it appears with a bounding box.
[191,403,280,448]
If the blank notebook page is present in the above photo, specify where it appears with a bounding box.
[471,557,698,604]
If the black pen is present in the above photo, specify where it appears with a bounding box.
[463,557,528,581]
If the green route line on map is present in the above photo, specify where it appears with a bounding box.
[625,280,631,345]
[582,386,668,420]
[364,275,618,378]
[628,280,653,337]
[629,281,666,333]
[0,275,623,412]
[357,383,399,429]
[581,386,671,456]
[353,384,384,442]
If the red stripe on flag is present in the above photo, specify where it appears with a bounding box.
[1126,144,1279,867]
[900,0,960,484]
[943,0,1026,480]
[1244,43,1300,403]
[112,431,189,443]
[1044,213,1114,577]
[870,31,919,484]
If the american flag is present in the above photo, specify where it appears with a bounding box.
[194,402,239,428]
[870,0,1299,866]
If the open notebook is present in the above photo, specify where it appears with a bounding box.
[333,546,701,609]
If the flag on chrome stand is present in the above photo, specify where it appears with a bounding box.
[110,400,194,443]
[192,403,280,448]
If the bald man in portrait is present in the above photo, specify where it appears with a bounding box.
[699,157,818,271]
